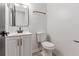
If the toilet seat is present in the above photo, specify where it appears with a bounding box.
[41,41,55,50]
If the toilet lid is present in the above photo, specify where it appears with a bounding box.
[42,41,55,48]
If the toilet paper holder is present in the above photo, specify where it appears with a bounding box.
[73,40,79,43]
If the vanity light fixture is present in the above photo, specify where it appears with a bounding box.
[14,3,20,6]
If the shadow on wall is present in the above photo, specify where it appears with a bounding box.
[54,49,63,56]
[46,34,51,42]
[46,34,63,56]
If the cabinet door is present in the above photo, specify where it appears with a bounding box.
[21,35,32,56]
[5,37,19,56]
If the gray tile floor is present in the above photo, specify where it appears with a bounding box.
[32,51,42,56]
[32,51,56,56]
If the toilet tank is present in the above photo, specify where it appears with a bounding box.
[36,32,46,42]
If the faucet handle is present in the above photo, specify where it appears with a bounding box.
[19,26,21,30]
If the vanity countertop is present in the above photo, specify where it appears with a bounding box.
[6,32,32,37]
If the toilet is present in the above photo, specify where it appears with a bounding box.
[36,32,55,56]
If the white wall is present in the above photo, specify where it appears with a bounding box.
[47,3,79,56]
[5,3,47,52]
[29,3,47,33]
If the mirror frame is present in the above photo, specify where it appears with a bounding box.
[8,3,29,27]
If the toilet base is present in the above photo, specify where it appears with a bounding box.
[41,49,53,56]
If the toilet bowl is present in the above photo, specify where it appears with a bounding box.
[41,41,55,56]
[42,41,55,50]
[36,32,55,56]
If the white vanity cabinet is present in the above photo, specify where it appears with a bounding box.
[21,35,32,56]
[5,36,19,56]
[5,32,32,56]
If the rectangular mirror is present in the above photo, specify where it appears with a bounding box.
[8,3,29,27]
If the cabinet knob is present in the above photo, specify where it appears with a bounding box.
[17,38,22,46]
[17,39,19,46]
[20,38,22,46]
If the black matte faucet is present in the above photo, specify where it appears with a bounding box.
[17,26,23,33]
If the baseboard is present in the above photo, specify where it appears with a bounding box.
[32,48,41,53]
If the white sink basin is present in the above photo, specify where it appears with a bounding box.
[7,32,32,37]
